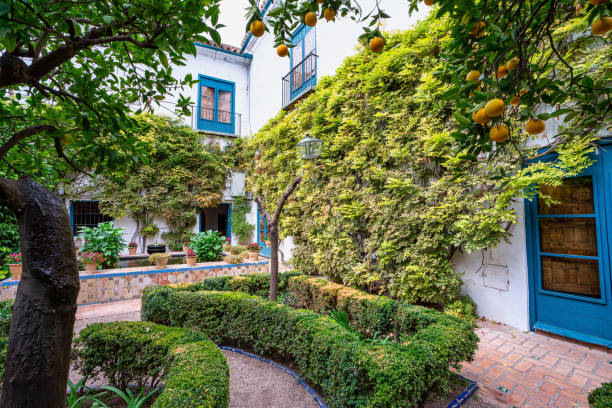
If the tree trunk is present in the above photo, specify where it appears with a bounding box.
[0,177,80,408]
[269,225,279,301]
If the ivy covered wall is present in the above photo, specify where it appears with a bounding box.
[243,16,594,307]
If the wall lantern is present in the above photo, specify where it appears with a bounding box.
[297,133,323,160]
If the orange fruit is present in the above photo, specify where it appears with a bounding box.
[497,65,508,79]
[511,90,528,106]
[250,20,265,37]
[369,37,385,53]
[60,133,73,145]
[424,0,435,5]
[589,0,607,4]
[277,44,289,57]
[324,7,336,21]
[304,12,317,27]
[472,108,491,124]
[469,22,486,38]
[591,17,612,35]
[318,0,324,3]
[466,70,480,82]
[525,119,546,135]
[490,125,509,142]
[484,98,506,117]
[506,57,519,71]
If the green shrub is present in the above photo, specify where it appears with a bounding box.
[142,287,477,408]
[73,321,228,408]
[190,231,225,262]
[0,300,13,337]
[289,276,479,343]
[589,383,612,408]
[78,221,127,268]
[444,296,478,325]
[223,254,244,264]
[228,245,246,255]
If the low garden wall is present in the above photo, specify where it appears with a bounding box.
[0,261,269,305]
[141,273,479,408]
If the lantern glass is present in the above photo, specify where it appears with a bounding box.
[297,134,323,160]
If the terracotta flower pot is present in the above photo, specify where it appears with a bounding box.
[185,256,197,266]
[223,244,230,251]
[85,263,99,274]
[248,251,259,261]
[128,247,137,255]
[8,264,22,280]
[182,246,190,253]
[265,240,271,246]
[155,257,169,269]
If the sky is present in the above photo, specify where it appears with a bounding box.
[217,0,431,48]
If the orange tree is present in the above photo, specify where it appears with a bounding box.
[0,1,222,406]
[248,0,611,162]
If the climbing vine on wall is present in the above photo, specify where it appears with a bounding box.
[93,114,230,248]
[243,16,599,307]
[231,195,254,244]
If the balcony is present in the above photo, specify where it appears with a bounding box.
[191,106,242,137]
[282,52,318,111]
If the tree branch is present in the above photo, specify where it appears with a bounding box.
[53,137,94,177]
[254,195,272,224]
[272,176,302,225]
[0,124,56,161]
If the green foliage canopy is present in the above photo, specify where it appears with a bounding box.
[243,16,595,306]
[93,115,228,246]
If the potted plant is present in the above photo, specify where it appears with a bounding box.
[264,235,271,247]
[128,241,138,255]
[185,249,198,266]
[246,242,261,261]
[149,252,170,269]
[141,223,164,254]
[7,252,22,280]
[78,252,106,274]
[223,236,231,251]
[182,241,191,253]
[78,221,126,268]
[189,231,226,262]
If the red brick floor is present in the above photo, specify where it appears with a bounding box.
[461,320,612,408]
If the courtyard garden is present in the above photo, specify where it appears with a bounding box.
[0,0,610,407]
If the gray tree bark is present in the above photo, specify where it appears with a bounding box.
[0,177,80,408]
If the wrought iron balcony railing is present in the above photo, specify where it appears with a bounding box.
[282,52,318,110]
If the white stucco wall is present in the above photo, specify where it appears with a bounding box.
[246,3,430,133]
[452,201,531,331]
[152,44,251,139]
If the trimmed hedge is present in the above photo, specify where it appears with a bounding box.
[288,276,478,344]
[73,321,229,408]
[142,286,477,408]
[589,383,612,408]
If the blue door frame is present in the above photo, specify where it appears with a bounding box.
[197,75,235,134]
[256,206,271,258]
[525,144,612,347]
[289,24,317,102]
[199,204,231,240]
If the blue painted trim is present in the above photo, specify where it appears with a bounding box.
[538,252,599,261]
[193,42,253,59]
[227,203,232,240]
[197,74,236,134]
[446,375,479,408]
[0,261,269,287]
[534,322,612,348]
[537,213,596,218]
[239,0,275,53]
[219,346,328,408]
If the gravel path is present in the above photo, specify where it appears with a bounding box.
[71,307,322,407]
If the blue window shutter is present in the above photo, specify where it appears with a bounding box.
[196,75,236,135]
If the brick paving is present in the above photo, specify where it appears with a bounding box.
[75,299,611,408]
[461,320,612,408]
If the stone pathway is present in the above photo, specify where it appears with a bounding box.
[461,320,612,408]
[75,300,612,408]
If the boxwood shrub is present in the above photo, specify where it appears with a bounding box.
[288,276,479,344]
[142,287,477,408]
[589,383,612,408]
[73,321,229,408]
